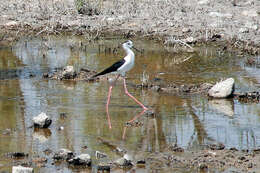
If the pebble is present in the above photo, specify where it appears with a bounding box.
[182,27,191,33]
[198,0,210,5]
[53,148,74,161]
[242,10,258,17]
[95,151,107,159]
[62,66,76,79]
[33,112,52,128]
[58,126,64,131]
[12,165,33,173]
[97,162,111,171]
[208,78,235,98]
[239,28,249,33]
[68,153,92,166]
[5,21,18,27]
[115,157,133,167]
[209,12,232,18]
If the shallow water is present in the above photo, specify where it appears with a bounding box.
[0,36,259,172]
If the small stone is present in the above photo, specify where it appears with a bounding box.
[208,143,225,150]
[242,10,258,17]
[209,12,232,18]
[239,28,249,33]
[199,163,208,169]
[123,154,133,162]
[95,151,107,159]
[6,152,28,158]
[169,144,184,152]
[33,112,52,128]
[53,148,74,161]
[62,66,76,79]
[238,156,246,160]
[198,0,210,5]
[182,27,191,33]
[245,22,258,30]
[97,162,111,171]
[183,37,196,44]
[115,157,133,167]
[208,78,235,98]
[68,154,91,166]
[2,128,11,135]
[58,126,64,131]
[136,159,146,165]
[5,21,18,27]
[12,165,33,173]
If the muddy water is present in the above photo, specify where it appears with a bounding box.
[0,36,259,172]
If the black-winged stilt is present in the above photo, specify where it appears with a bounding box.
[93,40,148,128]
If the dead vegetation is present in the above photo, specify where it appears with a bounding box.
[0,0,259,54]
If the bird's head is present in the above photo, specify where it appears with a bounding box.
[122,40,140,52]
[122,40,133,49]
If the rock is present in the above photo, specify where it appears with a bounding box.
[53,148,74,161]
[208,78,235,98]
[115,157,133,167]
[33,112,52,128]
[136,159,146,165]
[95,151,107,159]
[182,27,191,33]
[2,128,11,135]
[183,37,196,44]
[209,12,232,18]
[62,66,76,79]
[58,126,64,131]
[12,165,33,173]
[208,143,225,150]
[124,153,133,162]
[5,21,18,27]
[5,152,28,158]
[68,154,91,166]
[239,27,249,33]
[242,10,258,17]
[97,162,111,171]
[168,144,184,152]
[198,0,210,5]
[245,22,258,30]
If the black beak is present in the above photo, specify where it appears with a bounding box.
[132,46,141,52]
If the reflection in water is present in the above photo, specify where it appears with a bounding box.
[33,128,52,143]
[0,37,259,172]
[208,99,234,117]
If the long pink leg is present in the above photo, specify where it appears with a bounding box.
[127,109,146,123]
[106,86,113,129]
[106,75,120,129]
[123,78,148,110]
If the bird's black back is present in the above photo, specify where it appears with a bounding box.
[92,59,125,77]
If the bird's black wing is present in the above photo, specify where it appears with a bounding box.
[92,59,125,77]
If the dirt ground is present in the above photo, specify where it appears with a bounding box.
[1,0,260,172]
[0,0,259,54]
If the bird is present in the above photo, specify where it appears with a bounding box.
[92,40,148,128]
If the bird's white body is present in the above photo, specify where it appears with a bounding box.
[117,43,135,76]
[93,40,147,129]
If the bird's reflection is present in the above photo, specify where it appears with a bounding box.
[122,109,146,140]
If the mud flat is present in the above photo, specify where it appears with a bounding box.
[0,0,260,55]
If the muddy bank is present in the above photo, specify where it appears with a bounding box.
[0,0,260,55]
[4,139,260,173]
[44,67,260,103]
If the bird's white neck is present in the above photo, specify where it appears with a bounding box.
[123,46,134,60]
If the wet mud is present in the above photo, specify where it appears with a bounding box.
[0,32,260,173]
